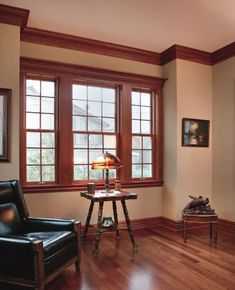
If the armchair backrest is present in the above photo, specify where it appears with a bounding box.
[0,180,29,220]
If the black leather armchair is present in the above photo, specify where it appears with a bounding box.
[0,180,81,290]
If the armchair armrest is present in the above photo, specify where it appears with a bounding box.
[23,217,79,232]
[0,235,42,280]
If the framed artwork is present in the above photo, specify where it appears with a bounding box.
[0,88,11,161]
[182,118,209,147]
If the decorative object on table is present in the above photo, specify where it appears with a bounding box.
[87,182,95,193]
[183,195,216,215]
[115,179,121,191]
[91,151,122,192]
[0,88,11,162]
[101,217,114,228]
[182,118,209,147]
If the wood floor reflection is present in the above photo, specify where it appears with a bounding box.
[48,227,235,290]
[1,227,234,290]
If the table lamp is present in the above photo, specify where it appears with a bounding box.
[91,151,122,192]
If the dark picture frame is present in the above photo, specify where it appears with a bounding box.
[0,88,11,161]
[182,118,209,147]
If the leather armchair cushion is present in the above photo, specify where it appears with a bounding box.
[0,203,22,235]
[24,231,77,259]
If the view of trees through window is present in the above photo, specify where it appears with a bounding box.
[131,91,153,178]
[25,79,56,182]
[72,84,117,181]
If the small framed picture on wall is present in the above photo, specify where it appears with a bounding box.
[182,118,210,147]
[0,88,11,161]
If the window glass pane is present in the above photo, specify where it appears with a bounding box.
[103,118,115,132]
[42,133,55,148]
[73,85,87,100]
[73,100,87,115]
[41,114,54,130]
[26,80,40,96]
[141,120,151,134]
[74,165,88,180]
[132,165,141,178]
[41,81,55,97]
[143,150,152,163]
[42,166,55,181]
[109,169,116,179]
[41,97,54,113]
[102,88,115,103]
[132,136,142,149]
[141,106,150,120]
[74,149,88,164]
[132,150,142,163]
[26,96,40,112]
[104,135,116,148]
[141,93,150,106]
[74,134,87,148]
[132,120,140,133]
[42,149,55,164]
[143,164,152,177]
[89,135,102,148]
[27,132,40,148]
[88,86,102,101]
[132,106,140,119]
[103,103,115,117]
[27,166,40,182]
[132,92,140,105]
[89,167,103,180]
[27,149,40,164]
[26,113,40,129]
[143,137,152,149]
[88,101,101,116]
[73,116,86,131]
[88,117,101,131]
[89,150,103,163]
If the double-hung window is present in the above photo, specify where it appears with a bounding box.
[20,58,165,191]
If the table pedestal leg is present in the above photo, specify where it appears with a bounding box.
[210,223,213,240]
[214,222,218,244]
[93,201,104,256]
[121,200,138,251]
[112,201,120,239]
[82,200,94,242]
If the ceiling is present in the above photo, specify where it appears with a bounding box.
[1,0,235,52]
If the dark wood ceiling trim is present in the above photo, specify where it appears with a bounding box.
[21,27,161,65]
[161,45,212,65]
[20,57,167,88]
[212,42,235,65]
[0,4,29,31]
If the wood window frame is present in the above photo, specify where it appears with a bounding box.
[20,57,166,193]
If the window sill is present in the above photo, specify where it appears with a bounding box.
[22,180,164,193]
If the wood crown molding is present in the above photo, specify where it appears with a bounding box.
[20,57,167,89]
[161,44,212,65]
[21,27,161,65]
[212,42,235,64]
[0,4,29,31]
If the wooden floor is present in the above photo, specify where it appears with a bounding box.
[48,227,235,290]
[1,227,235,290]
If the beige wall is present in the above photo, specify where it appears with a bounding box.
[25,187,162,224]
[162,60,213,220]
[21,42,162,78]
[212,57,235,221]
[0,24,20,179]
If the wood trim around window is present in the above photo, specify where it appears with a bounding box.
[20,57,166,192]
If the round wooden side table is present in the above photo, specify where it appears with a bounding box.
[182,214,218,244]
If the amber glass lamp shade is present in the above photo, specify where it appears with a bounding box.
[91,152,122,191]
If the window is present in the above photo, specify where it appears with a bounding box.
[24,78,56,183]
[72,84,117,181]
[131,91,153,179]
[20,58,164,191]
